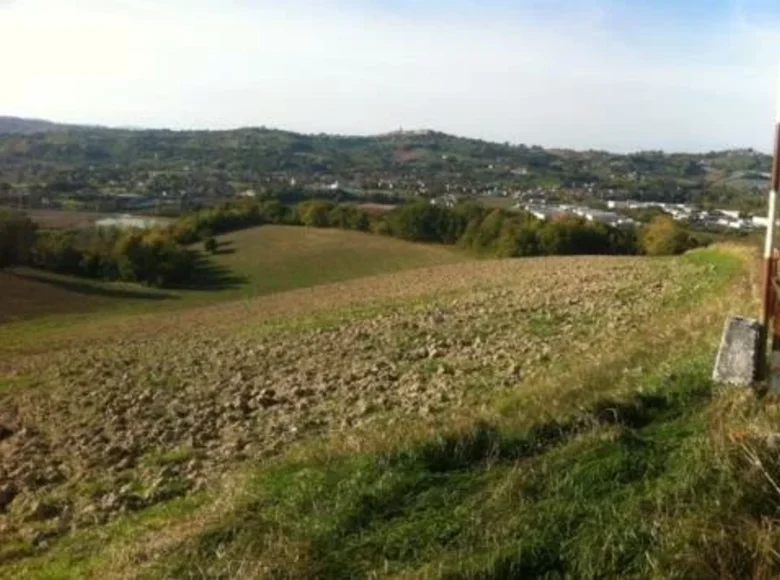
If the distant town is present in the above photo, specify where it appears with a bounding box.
[2,181,768,233]
[0,120,773,234]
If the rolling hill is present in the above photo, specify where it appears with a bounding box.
[0,116,73,135]
[4,242,780,578]
[0,225,466,330]
[205,225,467,298]
[0,116,771,213]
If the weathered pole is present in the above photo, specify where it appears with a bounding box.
[761,87,780,385]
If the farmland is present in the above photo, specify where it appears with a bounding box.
[203,225,468,299]
[0,270,171,324]
[0,208,113,230]
[0,226,466,331]
[4,241,780,578]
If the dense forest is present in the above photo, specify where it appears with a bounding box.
[0,117,770,214]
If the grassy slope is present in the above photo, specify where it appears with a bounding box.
[3,245,775,579]
[0,226,466,329]
[0,270,166,324]
[148,248,766,580]
[0,208,115,230]
[204,225,467,299]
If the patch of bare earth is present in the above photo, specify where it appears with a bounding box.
[4,256,659,359]
[0,255,717,552]
[0,272,106,323]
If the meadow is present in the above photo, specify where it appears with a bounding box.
[0,208,113,230]
[0,226,467,345]
[3,237,777,578]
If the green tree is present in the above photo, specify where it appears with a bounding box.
[472,209,506,251]
[640,216,692,256]
[204,237,218,254]
[31,230,83,273]
[297,201,335,227]
[0,210,36,268]
[495,221,521,257]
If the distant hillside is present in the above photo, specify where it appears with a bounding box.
[0,117,772,213]
[0,116,69,134]
[1,245,768,579]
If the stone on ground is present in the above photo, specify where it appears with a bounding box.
[712,316,761,386]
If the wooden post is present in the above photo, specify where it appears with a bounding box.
[764,110,780,389]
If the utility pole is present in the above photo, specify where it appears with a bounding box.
[761,84,780,387]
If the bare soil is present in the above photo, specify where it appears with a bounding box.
[0,255,711,548]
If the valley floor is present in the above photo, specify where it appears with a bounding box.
[1,244,777,578]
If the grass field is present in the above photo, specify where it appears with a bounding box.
[479,197,517,210]
[4,242,779,578]
[206,225,467,298]
[0,270,172,324]
[0,207,117,229]
[0,226,466,331]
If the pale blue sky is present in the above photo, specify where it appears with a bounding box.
[1,0,779,152]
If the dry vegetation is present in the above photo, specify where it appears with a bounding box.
[0,247,752,577]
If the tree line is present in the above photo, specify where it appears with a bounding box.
[0,201,694,288]
[0,210,194,287]
[169,198,643,258]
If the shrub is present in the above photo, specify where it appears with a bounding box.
[297,201,336,227]
[30,226,195,287]
[0,210,36,268]
[384,203,468,243]
[204,237,218,254]
[641,216,692,256]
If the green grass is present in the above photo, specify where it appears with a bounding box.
[199,225,467,300]
[0,226,466,338]
[0,375,36,395]
[67,246,757,579]
[1,495,208,580]
[525,309,569,338]
[123,245,778,579]
[150,350,748,579]
[683,246,744,278]
[5,245,774,578]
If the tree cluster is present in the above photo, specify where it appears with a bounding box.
[2,124,770,214]
[170,199,288,244]
[170,199,371,243]
[382,203,639,257]
[169,200,692,259]
[0,210,195,287]
[0,210,36,268]
[639,216,696,256]
[0,199,695,291]
[30,227,195,287]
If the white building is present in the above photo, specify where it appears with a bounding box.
[753,216,769,228]
[717,209,741,220]
[95,214,167,230]
[525,205,568,221]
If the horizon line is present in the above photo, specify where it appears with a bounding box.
[0,114,772,157]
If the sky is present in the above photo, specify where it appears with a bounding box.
[1,0,780,152]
